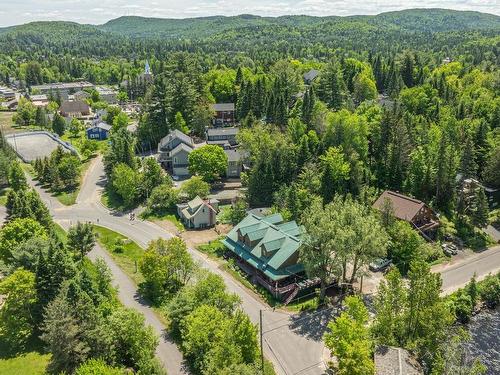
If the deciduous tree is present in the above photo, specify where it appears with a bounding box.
[67,222,96,260]
[188,144,228,182]
[324,296,374,375]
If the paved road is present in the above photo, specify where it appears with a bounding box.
[435,246,500,295]
[27,156,500,375]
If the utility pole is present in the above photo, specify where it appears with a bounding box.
[260,309,264,374]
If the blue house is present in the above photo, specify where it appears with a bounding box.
[86,122,112,140]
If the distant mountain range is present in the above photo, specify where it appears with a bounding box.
[1,8,499,40]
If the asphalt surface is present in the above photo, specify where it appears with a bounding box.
[6,132,69,161]
[22,155,500,375]
[436,246,500,295]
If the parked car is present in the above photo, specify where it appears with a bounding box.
[369,258,392,272]
[442,243,458,256]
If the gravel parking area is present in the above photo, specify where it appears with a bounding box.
[5,132,74,162]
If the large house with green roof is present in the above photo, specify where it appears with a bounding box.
[222,213,319,303]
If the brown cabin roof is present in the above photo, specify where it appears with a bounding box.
[373,190,426,222]
[59,100,90,115]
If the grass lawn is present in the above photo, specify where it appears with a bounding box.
[52,222,68,244]
[61,132,109,157]
[0,352,50,375]
[93,225,145,285]
[100,185,134,212]
[53,190,79,206]
[142,209,185,232]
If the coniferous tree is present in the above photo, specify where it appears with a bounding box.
[459,135,477,180]
[474,120,490,179]
[401,52,415,88]
[52,113,66,136]
[471,188,489,228]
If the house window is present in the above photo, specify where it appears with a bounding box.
[173,157,177,164]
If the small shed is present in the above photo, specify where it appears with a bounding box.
[86,122,111,140]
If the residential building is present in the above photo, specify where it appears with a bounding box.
[372,190,440,239]
[30,94,49,107]
[210,103,235,126]
[375,346,422,375]
[0,98,17,110]
[459,177,499,210]
[86,122,111,140]
[74,90,90,101]
[176,196,219,229]
[31,81,94,100]
[59,100,91,118]
[0,86,15,99]
[206,127,239,148]
[157,129,194,176]
[303,69,319,84]
[96,87,117,104]
[222,213,319,303]
[225,148,243,178]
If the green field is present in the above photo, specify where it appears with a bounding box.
[93,225,145,285]
[0,352,50,375]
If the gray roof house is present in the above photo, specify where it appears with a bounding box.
[224,148,243,178]
[303,69,319,84]
[206,127,239,148]
[375,346,423,375]
[176,196,219,229]
[158,129,194,176]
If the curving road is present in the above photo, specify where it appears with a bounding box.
[25,156,500,375]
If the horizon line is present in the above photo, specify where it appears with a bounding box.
[1,7,499,28]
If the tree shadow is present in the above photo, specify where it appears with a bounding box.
[0,334,46,360]
[288,305,339,342]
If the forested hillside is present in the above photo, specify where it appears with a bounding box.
[101,9,500,37]
[0,9,499,62]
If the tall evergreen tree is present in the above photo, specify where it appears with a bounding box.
[471,188,489,228]
[401,52,415,88]
[459,135,477,180]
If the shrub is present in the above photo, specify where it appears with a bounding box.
[479,274,500,308]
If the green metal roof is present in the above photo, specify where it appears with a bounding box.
[223,213,305,281]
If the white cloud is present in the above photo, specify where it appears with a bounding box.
[0,0,498,27]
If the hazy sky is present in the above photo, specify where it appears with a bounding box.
[0,0,498,27]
